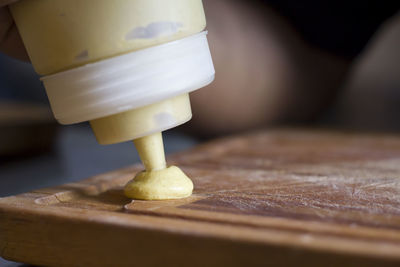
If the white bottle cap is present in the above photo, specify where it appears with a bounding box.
[41,31,215,125]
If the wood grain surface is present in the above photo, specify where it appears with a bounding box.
[1,129,400,266]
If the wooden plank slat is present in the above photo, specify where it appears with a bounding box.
[1,129,400,266]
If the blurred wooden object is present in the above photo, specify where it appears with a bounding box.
[1,129,400,266]
[0,101,57,157]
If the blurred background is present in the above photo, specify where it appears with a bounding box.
[0,1,399,266]
[0,1,399,198]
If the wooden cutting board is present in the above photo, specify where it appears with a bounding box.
[1,129,400,266]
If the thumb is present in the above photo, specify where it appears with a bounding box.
[0,5,29,61]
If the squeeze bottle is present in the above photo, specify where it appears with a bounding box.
[10,0,215,199]
[10,0,214,144]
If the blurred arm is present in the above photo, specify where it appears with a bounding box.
[186,0,350,137]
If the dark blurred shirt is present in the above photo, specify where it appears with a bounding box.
[265,0,399,59]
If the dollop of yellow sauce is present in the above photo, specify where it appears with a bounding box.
[124,132,193,200]
[124,166,193,200]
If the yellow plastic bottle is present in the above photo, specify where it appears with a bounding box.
[10,0,215,200]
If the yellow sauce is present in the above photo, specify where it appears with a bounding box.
[124,133,193,200]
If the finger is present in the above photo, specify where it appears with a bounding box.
[0,6,29,61]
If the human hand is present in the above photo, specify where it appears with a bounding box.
[0,0,28,60]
